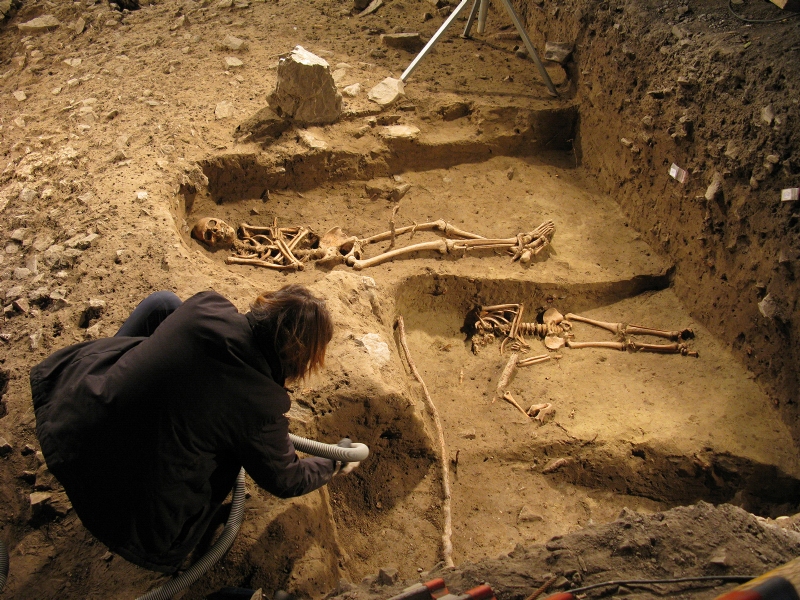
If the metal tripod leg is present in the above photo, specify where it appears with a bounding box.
[401,0,559,98]
[462,0,481,38]
[401,0,472,82]
[497,0,558,97]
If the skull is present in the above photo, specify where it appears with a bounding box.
[192,217,236,249]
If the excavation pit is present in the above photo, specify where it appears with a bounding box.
[394,274,800,567]
[173,139,800,591]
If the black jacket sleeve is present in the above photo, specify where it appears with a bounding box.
[237,412,335,498]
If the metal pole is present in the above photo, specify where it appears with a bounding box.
[462,0,481,38]
[401,0,472,82]
[498,0,558,96]
[477,0,489,34]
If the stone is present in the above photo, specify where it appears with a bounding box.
[705,172,724,202]
[381,32,425,52]
[30,330,42,350]
[518,505,544,523]
[268,46,342,125]
[458,428,476,439]
[358,0,383,17]
[28,287,49,305]
[5,285,24,302]
[0,437,12,456]
[368,77,405,106]
[709,553,728,567]
[379,124,420,139]
[225,56,243,68]
[724,141,740,161]
[544,41,573,64]
[18,15,60,33]
[215,100,235,119]
[761,105,775,126]
[377,567,399,585]
[390,183,412,201]
[13,267,31,280]
[758,294,781,319]
[342,83,361,97]
[297,130,327,150]
[355,333,391,365]
[13,297,30,313]
[13,90,26,101]
[220,34,248,51]
[34,464,57,491]
[19,187,37,203]
[65,233,99,250]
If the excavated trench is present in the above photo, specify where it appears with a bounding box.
[175,105,800,579]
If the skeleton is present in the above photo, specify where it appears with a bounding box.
[191,216,555,272]
[471,303,697,420]
[470,304,697,357]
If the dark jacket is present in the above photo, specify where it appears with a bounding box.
[30,291,334,573]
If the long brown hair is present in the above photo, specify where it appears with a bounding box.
[249,284,333,382]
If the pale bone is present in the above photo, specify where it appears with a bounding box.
[629,341,699,357]
[314,227,361,266]
[495,351,519,400]
[348,221,555,270]
[225,256,303,270]
[544,336,565,350]
[192,217,236,249]
[517,353,550,367]
[360,219,485,245]
[502,391,531,420]
[542,457,571,473]
[527,402,555,424]
[566,340,626,351]
[501,303,525,354]
[565,313,694,341]
[543,308,563,326]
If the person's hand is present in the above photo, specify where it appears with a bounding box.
[332,460,360,476]
[340,461,360,475]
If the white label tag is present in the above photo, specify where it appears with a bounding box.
[669,163,688,184]
[781,188,799,202]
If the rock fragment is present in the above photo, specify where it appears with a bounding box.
[18,15,60,33]
[297,130,327,150]
[379,124,420,139]
[342,83,361,97]
[215,101,235,120]
[220,35,247,51]
[381,33,425,52]
[705,173,724,202]
[268,46,342,125]
[544,41,573,64]
[368,77,405,106]
[0,437,12,456]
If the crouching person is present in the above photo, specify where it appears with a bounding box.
[30,284,357,573]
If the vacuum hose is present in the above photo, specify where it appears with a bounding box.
[137,434,369,600]
[0,539,8,593]
[289,434,369,462]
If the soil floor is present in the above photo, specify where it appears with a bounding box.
[1,0,800,599]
